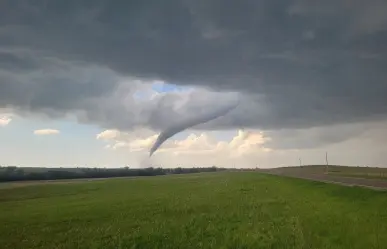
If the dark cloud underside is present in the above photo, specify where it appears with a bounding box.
[0,0,386,133]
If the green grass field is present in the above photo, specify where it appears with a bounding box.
[1,172,387,249]
[265,165,387,180]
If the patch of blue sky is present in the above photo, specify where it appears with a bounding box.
[0,115,102,150]
[133,90,153,100]
[134,82,192,101]
[0,116,109,167]
[151,82,192,93]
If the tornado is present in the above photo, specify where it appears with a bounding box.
[149,99,239,157]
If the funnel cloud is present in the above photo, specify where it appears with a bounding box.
[149,99,239,157]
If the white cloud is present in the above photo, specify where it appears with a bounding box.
[94,123,387,168]
[33,129,60,135]
[96,129,122,140]
[97,128,159,152]
[0,116,11,126]
[0,109,13,127]
[97,128,271,159]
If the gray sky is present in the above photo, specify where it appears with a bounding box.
[0,0,386,168]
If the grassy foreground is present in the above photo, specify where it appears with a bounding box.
[1,172,387,249]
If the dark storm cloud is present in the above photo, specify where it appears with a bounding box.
[1,0,387,133]
[0,55,119,111]
[0,50,39,71]
[263,122,370,150]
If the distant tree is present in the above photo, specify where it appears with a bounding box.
[0,165,226,182]
[174,167,183,174]
[16,168,24,175]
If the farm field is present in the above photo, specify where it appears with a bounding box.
[1,172,387,249]
[264,165,387,179]
[262,165,387,190]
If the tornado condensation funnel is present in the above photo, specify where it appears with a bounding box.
[149,98,239,157]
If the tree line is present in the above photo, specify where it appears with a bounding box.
[0,166,226,182]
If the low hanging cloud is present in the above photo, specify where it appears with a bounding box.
[33,129,60,135]
[1,0,387,151]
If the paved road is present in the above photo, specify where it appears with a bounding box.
[262,170,387,191]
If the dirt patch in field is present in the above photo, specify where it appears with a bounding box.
[0,174,195,189]
[0,177,119,189]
